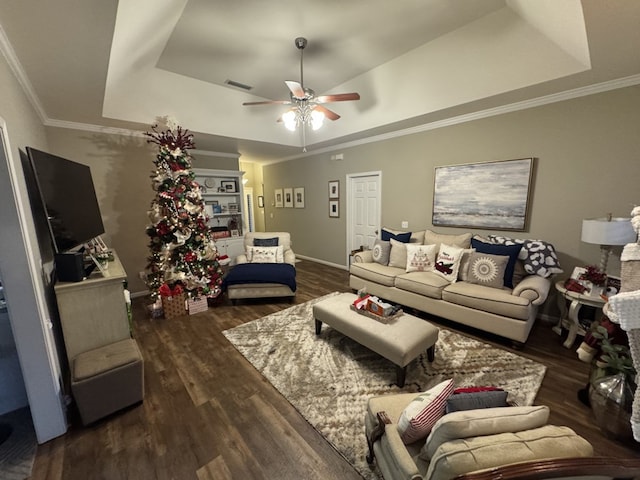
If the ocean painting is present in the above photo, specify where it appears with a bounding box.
[432,158,534,231]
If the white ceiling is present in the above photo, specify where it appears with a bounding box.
[0,0,639,163]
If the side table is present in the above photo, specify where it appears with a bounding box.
[553,280,606,348]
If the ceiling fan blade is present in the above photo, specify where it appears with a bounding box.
[314,105,340,121]
[243,100,291,106]
[285,80,306,98]
[316,92,360,103]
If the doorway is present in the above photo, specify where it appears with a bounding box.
[346,172,382,265]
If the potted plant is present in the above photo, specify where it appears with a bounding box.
[588,324,637,439]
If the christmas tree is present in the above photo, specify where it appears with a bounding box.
[144,119,223,302]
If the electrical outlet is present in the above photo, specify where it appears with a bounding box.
[139,271,146,280]
[401,221,409,228]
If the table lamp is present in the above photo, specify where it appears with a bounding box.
[581,214,636,273]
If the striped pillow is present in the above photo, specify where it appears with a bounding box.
[397,379,455,444]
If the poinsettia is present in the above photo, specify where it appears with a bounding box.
[580,265,607,286]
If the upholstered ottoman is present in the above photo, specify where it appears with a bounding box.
[71,338,144,425]
[313,292,439,387]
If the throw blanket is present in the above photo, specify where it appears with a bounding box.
[222,263,297,291]
[487,235,563,278]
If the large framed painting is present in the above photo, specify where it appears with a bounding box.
[432,158,535,231]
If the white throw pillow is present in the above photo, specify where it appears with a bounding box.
[247,245,284,263]
[405,244,438,273]
[397,379,455,444]
[434,244,464,283]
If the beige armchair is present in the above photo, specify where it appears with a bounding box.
[365,393,594,480]
[224,232,297,304]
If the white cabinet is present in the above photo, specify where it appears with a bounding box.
[193,169,246,262]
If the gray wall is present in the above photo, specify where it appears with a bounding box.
[0,52,67,441]
[45,128,239,294]
[262,85,640,293]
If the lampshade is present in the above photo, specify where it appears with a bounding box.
[581,217,636,246]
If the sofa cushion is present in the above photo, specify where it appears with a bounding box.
[442,282,531,320]
[424,230,472,250]
[395,271,450,299]
[471,238,522,288]
[405,244,437,273]
[425,425,593,480]
[397,379,455,444]
[434,244,464,283]
[467,252,509,289]
[422,405,550,460]
[372,239,391,266]
[350,262,404,287]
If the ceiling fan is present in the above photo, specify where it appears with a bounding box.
[242,37,360,140]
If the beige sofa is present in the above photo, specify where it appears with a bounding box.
[349,230,552,345]
[365,394,593,480]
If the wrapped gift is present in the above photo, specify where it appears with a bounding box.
[159,283,187,319]
[187,296,208,315]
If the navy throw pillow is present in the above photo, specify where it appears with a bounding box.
[470,238,522,288]
[381,229,412,243]
[254,237,279,247]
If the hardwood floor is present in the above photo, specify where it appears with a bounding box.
[30,260,639,479]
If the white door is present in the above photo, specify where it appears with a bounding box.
[347,172,381,262]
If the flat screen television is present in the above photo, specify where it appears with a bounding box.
[26,147,105,253]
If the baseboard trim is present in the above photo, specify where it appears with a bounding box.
[130,290,149,299]
[295,254,348,271]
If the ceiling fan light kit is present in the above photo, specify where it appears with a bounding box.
[242,37,360,149]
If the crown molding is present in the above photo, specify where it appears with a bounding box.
[272,73,640,164]
[0,24,48,123]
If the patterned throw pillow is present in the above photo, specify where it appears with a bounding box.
[397,379,455,444]
[471,238,522,288]
[433,244,464,283]
[406,244,438,273]
[247,245,284,263]
[467,252,509,289]
[371,239,391,265]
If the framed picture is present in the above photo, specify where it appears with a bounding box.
[284,187,294,208]
[329,180,339,199]
[258,195,264,208]
[294,187,305,208]
[432,158,534,231]
[228,203,239,214]
[221,180,237,193]
[211,200,219,206]
[329,200,339,218]
[275,188,283,208]
[230,229,240,237]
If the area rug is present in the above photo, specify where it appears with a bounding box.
[223,293,547,480]
[0,407,37,480]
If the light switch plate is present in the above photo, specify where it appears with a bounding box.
[401,221,409,228]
